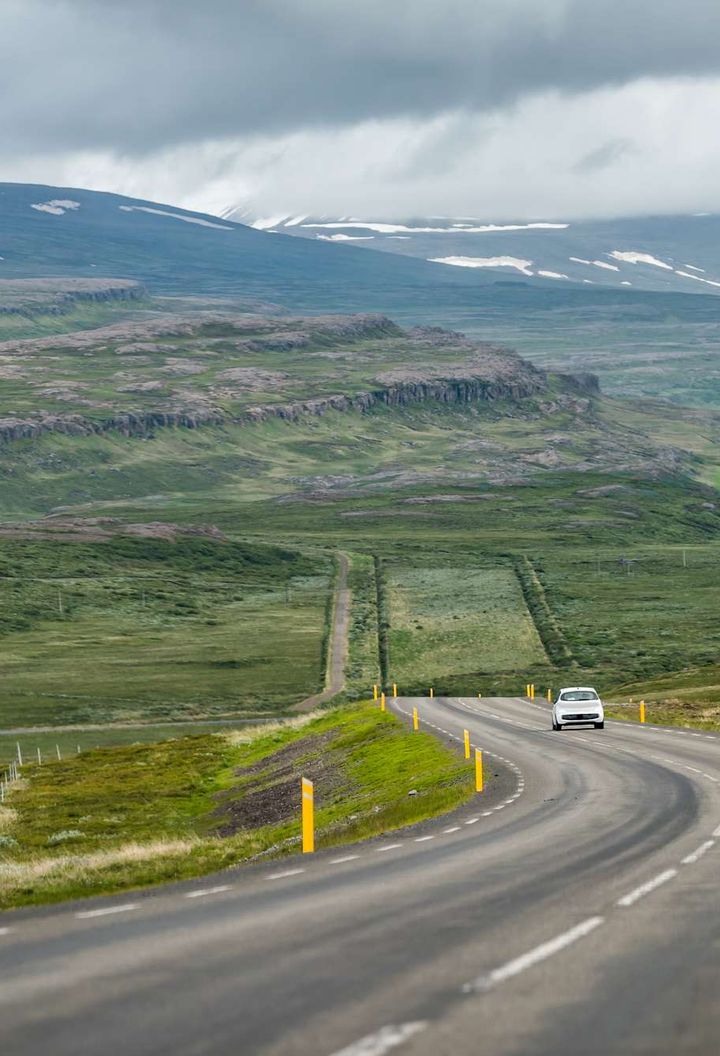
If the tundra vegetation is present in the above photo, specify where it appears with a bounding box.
[2,300,720,905]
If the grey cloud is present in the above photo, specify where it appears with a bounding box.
[573,138,636,173]
[2,1,720,155]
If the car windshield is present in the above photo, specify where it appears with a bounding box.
[560,691,598,702]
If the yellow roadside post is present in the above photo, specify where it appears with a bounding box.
[530,684,535,701]
[301,777,314,853]
[413,706,419,731]
[547,688,552,703]
[393,682,398,698]
[478,693,482,700]
[640,700,646,724]
[526,683,530,698]
[463,729,470,759]
[373,684,378,701]
[475,749,484,793]
[380,691,386,712]
[429,687,434,699]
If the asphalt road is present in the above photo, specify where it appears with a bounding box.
[2,695,720,1056]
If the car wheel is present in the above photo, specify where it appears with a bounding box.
[552,721,560,731]
[595,722,604,730]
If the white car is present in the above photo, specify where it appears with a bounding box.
[552,687,604,730]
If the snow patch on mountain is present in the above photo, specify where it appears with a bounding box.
[430,255,534,275]
[317,233,375,241]
[675,270,720,289]
[609,250,673,270]
[31,199,81,216]
[683,263,705,273]
[301,220,568,235]
[538,269,569,280]
[118,206,233,230]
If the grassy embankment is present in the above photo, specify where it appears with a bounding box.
[0,702,475,909]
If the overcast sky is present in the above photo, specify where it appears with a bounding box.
[3,0,720,219]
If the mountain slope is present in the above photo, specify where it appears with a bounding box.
[0,183,533,306]
[227,206,720,297]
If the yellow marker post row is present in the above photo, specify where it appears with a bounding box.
[413,706,419,731]
[463,729,470,760]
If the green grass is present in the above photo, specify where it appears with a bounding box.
[345,552,381,695]
[0,721,277,769]
[0,535,331,726]
[0,702,475,908]
[386,564,547,690]
[537,543,720,689]
[602,664,720,731]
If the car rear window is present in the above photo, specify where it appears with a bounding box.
[560,691,598,702]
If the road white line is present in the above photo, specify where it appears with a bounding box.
[414,835,435,842]
[682,840,715,865]
[462,916,604,993]
[0,928,10,936]
[76,903,138,919]
[330,855,360,864]
[481,811,493,816]
[329,1022,428,1056]
[443,826,461,834]
[617,869,677,907]
[185,885,231,899]
[267,868,305,880]
[713,824,720,838]
[376,843,402,853]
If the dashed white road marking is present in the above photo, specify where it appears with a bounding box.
[617,869,677,907]
[443,826,461,834]
[376,843,402,853]
[713,824,720,838]
[414,835,435,843]
[481,811,493,816]
[328,1021,427,1056]
[76,903,138,919]
[330,855,361,865]
[185,885,231,899]
[0,927,10,936]
[267,868,305,880]
[682,840,715,865]
[462,916,604,993]
[465,817,479,825]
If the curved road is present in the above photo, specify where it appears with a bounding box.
[2,696,720,1055]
